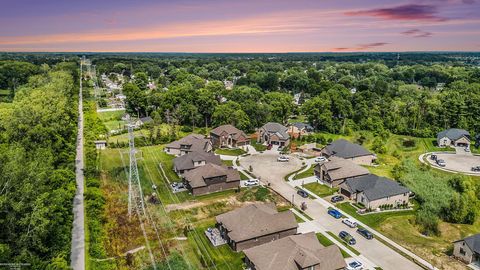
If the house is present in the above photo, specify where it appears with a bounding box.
[288,122,314,139]
[94,140,107,150]
[173,151,222,176]
[321,139,376,165]
[216,203,297,251]
[244,232,346,270]
[257,122,290,147]
[437,128,471,148]
[164,134,213,156]
[340,174,410,210]
[453,234,480,265]
[132,116,153,128]
[210,124,250,148]
[314,157,369,187]
[183,163,240,196]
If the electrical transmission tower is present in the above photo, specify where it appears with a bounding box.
[127,123,146,218]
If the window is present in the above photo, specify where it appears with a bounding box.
[460,248,466,256]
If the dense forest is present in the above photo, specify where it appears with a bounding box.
[0,62,78,268]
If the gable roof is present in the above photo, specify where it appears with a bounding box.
[343,174,410,201]
[216,203,297,242]
[183,163,240,188]
[139,116,153,123]
[173,151,222,171]
[210,124,248,140]
[455,234,480,254]
[437,128,470,141]
[261,122,289,140]
[319,157,369,181]
[290,122,314,131]
[243,232,346,270]
[323,139,373,159]
[165,134,211,152]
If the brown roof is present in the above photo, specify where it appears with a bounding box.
[173,151,222,171]
[244,232,346,270]
[165,133,211,153]
[319,156,369,181]
[183,163,240,188]
[216,203,297,242]
[210,124,248,141]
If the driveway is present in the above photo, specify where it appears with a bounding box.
[239,151,425,270]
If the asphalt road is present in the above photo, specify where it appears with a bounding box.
[239,150,424,270]
[70,65,85,270]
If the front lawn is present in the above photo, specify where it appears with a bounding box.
[221,159,234,166]
[250,141,267,152]
[303,182,338,197]
[215,148,246,156]
[239,171,250,180]
[316,233,351,258]
[293,166,315,180]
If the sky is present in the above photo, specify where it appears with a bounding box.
[1,0,479,52]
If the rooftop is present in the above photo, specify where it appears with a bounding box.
[323,139,373,159]
[261,122,289,140]
[343,174,410,201]
[183,163,240,188]
[437,128,470,141]
[320,156,369,181]
[173,151,222,171]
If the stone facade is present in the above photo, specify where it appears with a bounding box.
[453,240,477,264]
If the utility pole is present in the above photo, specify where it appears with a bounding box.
[127,123,146,218]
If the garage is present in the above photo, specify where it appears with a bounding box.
[340,187,351,199]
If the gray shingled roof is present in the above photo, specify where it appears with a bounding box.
[437,128,470,141]
[456,234,480,254]
[173,151,222,171]
[323,139,373,159]
[216,203,297,242]
[261,122,289,140]
[291,122,314,131]
[165,133,210,153]
[343,174,410,201]
[183,163,240,188]
[319,157,369,181]
[139,116,153,123]
[243,232,346,270]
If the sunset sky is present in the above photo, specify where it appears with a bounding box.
[1,0,480,52]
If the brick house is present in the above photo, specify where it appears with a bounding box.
[210,124,250,148]
[257,122,290,147]
[182,163,240,196]
[164,134,212,156]
[314,156,369,187]
[173,151,222,176]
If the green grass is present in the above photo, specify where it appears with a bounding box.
[326,231,361,256]
[336,202,414,229]
[103,120,126,131]
[303,182,338,198]
[221,159,234,166]
[239,171,250,180]
[0,89,10,96]
[187,220,245,270]
[250,141,267,152]
[97,110,125,121]
[315,233,351,258]
[215,148,246,156]
[292,165,315,180]
[284,165,307,181]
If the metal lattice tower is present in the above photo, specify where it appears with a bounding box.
[127,123,146,218]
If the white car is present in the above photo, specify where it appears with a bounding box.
[347,260,363,270]
[277,156,289,162]
[314,156,327,163]
[342,218,358,228]
[244,179,260,186]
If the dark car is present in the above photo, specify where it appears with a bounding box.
[327,209,342,219]
[331,195,344,203]
[436,159,446,167]
[357,228,374,240]
[297,189,308,198]
[472,166,480,172]
[339,231,356,245]
[430,154,437,161]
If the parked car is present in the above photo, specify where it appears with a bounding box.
[430,154,437,161]
[327,209,342,219]
[347,261,363,270]
[339,231,356,245]
[244,179,260,186]
[277,155,289,162]
[314,156,327,163]
[436,159,446,167]
[465,147,471,152]
[297,189,308,198]
[356,228,374,240]
[331,195,344,203]
[278,146,284,151]
[472,166,480,172]
[342,218,358,228]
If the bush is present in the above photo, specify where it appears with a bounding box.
[402,139,416,148]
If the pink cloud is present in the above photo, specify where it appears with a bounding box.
[345,4,447,21]
[401,28,433,37]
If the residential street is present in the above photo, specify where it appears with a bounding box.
[70,64,85,270]
[239,149,426,270]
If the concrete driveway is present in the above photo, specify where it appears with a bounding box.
[239,151,425,270]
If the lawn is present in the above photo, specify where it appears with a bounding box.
[239,171,250,180]
[303,182,338,197]
[97,110,125,121]
[221,159,234,166]
[0,89,10,96]
[316,233,351,258]
[250,141,267,152]
[103,120,126,131]
[292,165,315,180]
[215,148,246,156]
[284,165,307,181]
